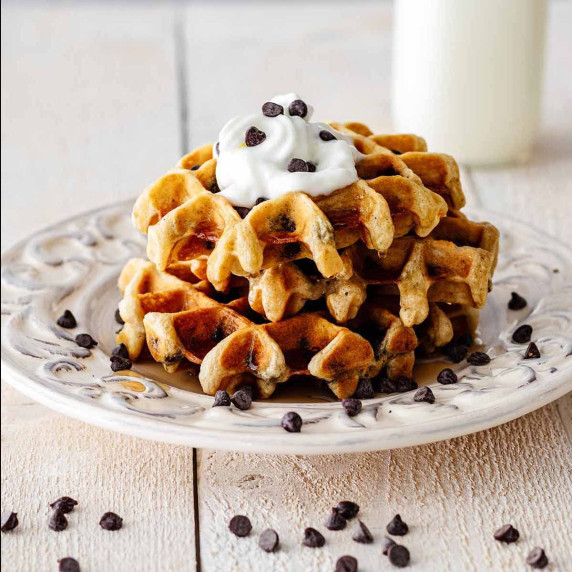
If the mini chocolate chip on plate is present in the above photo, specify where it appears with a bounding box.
[50,497,78,514]
[49,510,68,532]
[99,512,123,531]
[337,501,359,519]
[306,161,317,172]
[512,324,533,344]
[467,351,491,366]
[303,527,325,548]
[112,344,130,359]
[493,524,519,543]
[245,126,266,147]
[373,377,397,393]
[114,308,125,325]
[526,547,548,569]
[75,333,97,349]
[444,342,468,363]
[395,376,418,393]
[1,511,18,532]
[228,515,252,537]
[289,99,308,118]
[231,390,252,411]
[342,398,362,417]
[324,508,347,531]
[335,555,358,572]
[437,368,458,385]
[352,520,373,544]
[388,544,410,568]
[258,528,280,552]
[213,390,231,407]
[281,411,303,433]
[508,291,527,310]
[381,536,397,555]
[262,102,284,117]
[319,130,337,142]
[524,342,541,359]
[110,356,132,372]
[57,310,77,329]
[353,378,374,399]
[58,557,80,572]
[413,386,435,404]
[288,158,309,173]
[386,514,409,536]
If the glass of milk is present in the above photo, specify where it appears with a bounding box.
[392,0,547,166]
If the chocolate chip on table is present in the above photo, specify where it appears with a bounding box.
[115,308,125,325]
[437,368,458,385]
[1,511,18,532]
[493,524,519,543]
[413,386,435,404]
[281,411,303,433]
[57,310,77,329]
[335,555,358,572]
[58,557,80,572]
[444,341,468,363]
[337,501,359,520]
[213,390,231,407]
[228,515,252,537]
[49,510,68,532]
[245,126,266,147]
[258,528,280,552]
[526,547,548,569]
[234,206,251,219]
[288,158,309,173]
[353,379,374,399]
[231,390,252,411]
[467,351,491,366]
[342,398,362,417]
[112,344,130,360]
[303,527,325,548]
[524,342,541,359]
[352,520,373,544]
[512,325,533,344]
[99,512,123,531]
[395,376,418,393]
[386,514,409,536]
[381,536,397,555]
[508,291,527,310]
[324,508,347,531]
[306,162,317,172]
[50,497,78,514]
[110,356,132,372]
[319,130,337,142]
[75,333,97,349]
[388,544,410,568]
[262,102,284,117]
[289,99,308,118]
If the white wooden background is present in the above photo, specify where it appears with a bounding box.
[1,2,571,571]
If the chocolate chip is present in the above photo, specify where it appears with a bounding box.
[281,411,302,433]
[231,390,252,411]
[381,536,397,555]
[342,398,362,417]
[467,351,491,366]
[353,379,374,399]
[373,377,397,393]
[58,557,80,572]
[493,524,519,543]
[335,555,358,572]
[229,515,251,537]
[289,99,308,118]
[262,102,284,117]
[115,308,125,325]
[75,333,97,349]
[388,544,410,567]
[413,386,435,404]
[512,325,533,344]
[49,510,68,532]
[112,344,129,359]
[258,528,279,552]
[437,368,458,385]
[319,130,337,142]
[456,333,474,348]
[255,197,268,205]
[337,501,359,520]
[352,520,373,543]
[190,165,200,171]
[50,497,78,514]
[245,126,266,147]
[215,142,220,155]
[57,310,77,329]
[325,508,347,531]
[386,514,408,536]
[395,376,418,393]
[508,292,527,310]
[288,158,309,173]
[526,547,548,569]
[110,356,132,372]
[306,162,316,172]
[444,342,468,363]
[524,342,541,359]
[99,512,123,531]
[235,384,255,398]
[303,527,325,548]
[1,512,18,532]
[391,149,403,155]
[210,180,221,194]
[213,390,231,407]
[234,206,251,219]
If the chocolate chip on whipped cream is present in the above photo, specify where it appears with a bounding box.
[289,99,308,118]
[262,102,284,117]
[245,126,266,147]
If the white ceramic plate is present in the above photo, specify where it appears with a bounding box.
[2,201,571,454]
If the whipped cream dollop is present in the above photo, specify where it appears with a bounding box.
[214,93,361,207]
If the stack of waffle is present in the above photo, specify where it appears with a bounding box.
[117,123,499,399]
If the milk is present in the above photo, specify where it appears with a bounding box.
[392,0,547,165]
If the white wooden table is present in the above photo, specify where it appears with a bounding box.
[2,2,571,570]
